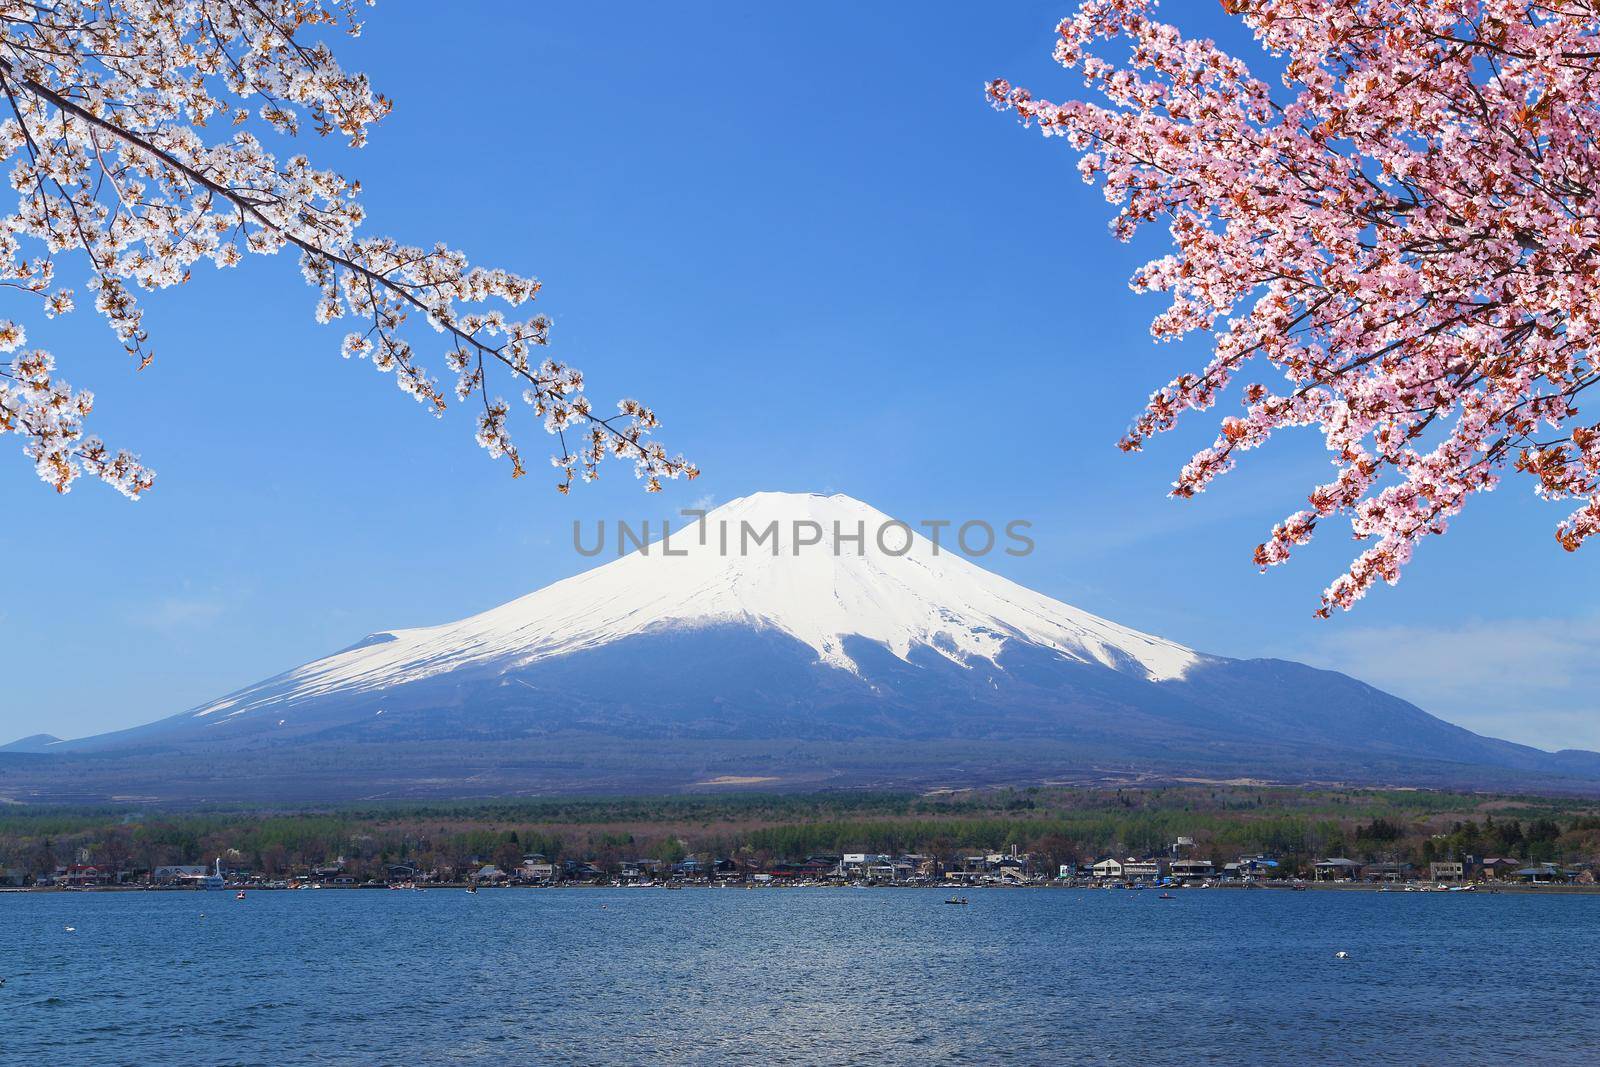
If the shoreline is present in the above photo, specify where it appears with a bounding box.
[6,881,1598,896]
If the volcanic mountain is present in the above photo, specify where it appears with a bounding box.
[5,492,1599,802]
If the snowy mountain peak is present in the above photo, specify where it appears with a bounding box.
[191,491,1201,721]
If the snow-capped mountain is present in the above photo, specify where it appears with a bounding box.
[185,492,1202,727]
[9,491,1600,802]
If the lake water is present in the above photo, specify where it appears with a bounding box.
[3,887,1597,1064]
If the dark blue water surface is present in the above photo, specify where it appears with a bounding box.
[2,887,1597,1065]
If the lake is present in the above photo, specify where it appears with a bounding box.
[3,887,1597,1064]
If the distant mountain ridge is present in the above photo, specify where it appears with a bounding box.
[4,492,1598,803]
[0,734,62,754]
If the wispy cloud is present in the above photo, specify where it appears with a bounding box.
[1280,616,1600,752]
[133,596,228,630]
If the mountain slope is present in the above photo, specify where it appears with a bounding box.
[0,734,62,754]
[5,492,1598,802]
[169,492,1200,732]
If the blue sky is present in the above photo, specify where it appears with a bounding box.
[2,4,1596,750]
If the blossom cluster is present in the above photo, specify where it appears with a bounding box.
[0,322,151,496]
[991,0,1600,612]
[0,0,694,496]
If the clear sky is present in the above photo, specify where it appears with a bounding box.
[2,4,1596,751]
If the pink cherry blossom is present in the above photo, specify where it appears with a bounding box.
[991,0,1600,613]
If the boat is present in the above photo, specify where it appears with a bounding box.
[466,883,477,894]
[200,857,226,891]
[944,897,969,905]
[234,890,246,900]
[1157,892,1176,900]
[1448,884,1476,892]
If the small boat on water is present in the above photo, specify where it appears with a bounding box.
[201,857,226,891]
[944,897,969,905]
[234,890,246,900]
[1157,892,1176,900]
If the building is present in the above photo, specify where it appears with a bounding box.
[1361,862,1414,882]
[151,865,210,886]
[1090,858,1124,881]
[519,861,557,884]
[565,861,605,882]
[1514,863,1574,884]
[1168,859,1216,884]
[620,859,665,882]
[1313,858,1361,881]
[1121,858,1164,882]
[59,864,115,887]
[768,860,832,880]
[1222,857,1286,883]
[840,853,890,878]
[1477,857,1520,881]
[1429,861,1465,882]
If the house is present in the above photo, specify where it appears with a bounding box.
[620,859,665,882]
[1121,858,1163,882]
[519,861,557,884]
[1514,863,1574,884]
[385,863,421,883]
[1361,862,1414,882]
[473,865,509,884]
[151,865,210,886]
[1234,856,1280,880]
[1313,858,1361,881]
[1168,859,1215,884]
[768,861,831,880]
[1090,858,1124,881]
[670,859,706,881]
[1217,855,1280,881]
[60,864,115,886]
[957,854,991,875]
[840,853,890,878]
[1429,861,1465,882]
[564,861,605,882]
[1477,857,1521,881]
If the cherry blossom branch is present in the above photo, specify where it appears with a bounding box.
[0,1,695,496]
[992,0,1600,613]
